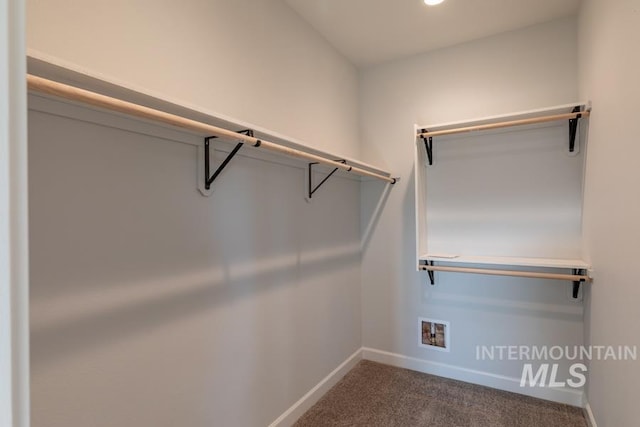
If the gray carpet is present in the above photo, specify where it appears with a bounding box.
[293,360,587,427]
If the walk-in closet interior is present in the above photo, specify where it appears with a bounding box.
[2,0,639,426]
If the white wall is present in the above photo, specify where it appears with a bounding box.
[27,0,360,159]
[26,1,363,426]
[360,18,585,403]
[579,1,640,425]
[422,122,585,259]
[0,0,29,425]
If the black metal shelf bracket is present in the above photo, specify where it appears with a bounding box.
[204,129,255,190]
[572,268,586,299]
[419,130,434,165]
[308,159,349,199]
[569,106,582,153]
[427,261,435,285]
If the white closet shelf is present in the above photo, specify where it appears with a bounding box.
[419,254,590,270]
[26,55,398,199]
[417,102,590,137]
[419,254,591,298]
[416,102,590,166]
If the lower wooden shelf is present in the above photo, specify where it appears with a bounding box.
[418,254,591,298]
[420,254,590,270]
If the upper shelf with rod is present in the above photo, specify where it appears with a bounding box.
[26,57,397,198]
[417,102,591,165]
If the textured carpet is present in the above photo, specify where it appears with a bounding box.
[293,360,587,427]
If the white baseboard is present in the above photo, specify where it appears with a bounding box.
[362,347,584,407]
[268,348,363,427]
[583,403,597,427]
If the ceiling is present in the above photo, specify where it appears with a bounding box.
[284,0,581,67]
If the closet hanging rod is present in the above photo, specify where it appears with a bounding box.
[418,110,590,138]
[27,74,396,184]
[418,264,591,282]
